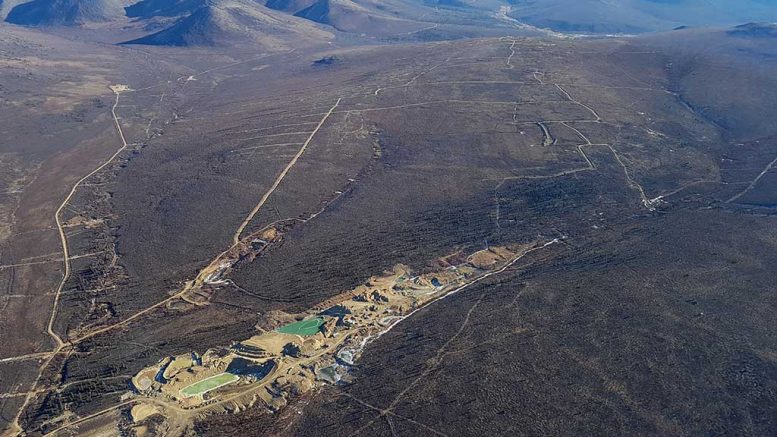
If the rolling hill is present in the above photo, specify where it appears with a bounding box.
[263,0,444,33]
[5,0,130,25]
[505,0,777,34]
[123,0,333,46]
[5,0,777,35]
[2,0,499,44]
[642,23,777,140]
[262,0,502,35]
[124,0,207,18]
[728,21,777,38]
[4,0,777,434]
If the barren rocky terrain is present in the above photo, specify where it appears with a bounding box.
[1,2,777,436]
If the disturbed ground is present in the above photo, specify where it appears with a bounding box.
[1,22,777,436]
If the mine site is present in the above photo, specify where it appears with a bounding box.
[1,1,777,436]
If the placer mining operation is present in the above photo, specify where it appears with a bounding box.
[125,241,551,432]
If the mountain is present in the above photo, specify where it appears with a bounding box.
[264,0,315,13]
[292,0,329,24]
[5,0,777,34]
[5,0,130,25]
[125,0,209,18]
[123,0,332,46]
[263,0,479,35]
[1,0,492,46]
[505,0,777,34]
[728,22,777,38]
[0,0,27,20]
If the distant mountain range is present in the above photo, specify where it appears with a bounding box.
[124,0,205,18]
[1,0,481,45]
[504,0,777,34]
[1,0,776,46]
[124,0,332,47]
[728,21,777,38]
[4,0,131,25]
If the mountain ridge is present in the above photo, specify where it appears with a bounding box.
[122,0,333,46]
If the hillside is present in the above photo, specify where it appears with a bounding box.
[505,0,777,34]
[123,0,333,46]
[125,0,206,18]
[641,24,777,140]
[263,0,443,34]
[728,22,777,38]
[263,0,503,36]
[0,0,26,20]
[4,0,777,434]
[5,0,130,25]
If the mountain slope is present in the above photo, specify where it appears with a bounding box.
[292,0,330,24]
[5,0,130,25]
[505,0,777,34]
[125,0,210,18]
[0,0,28,20]
[264,0,483,35]
[640,24,777,140]
[264,0,316,13]
[728,22,777,38]
[124,0,332,47]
